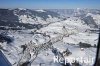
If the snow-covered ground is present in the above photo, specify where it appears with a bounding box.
[87,13,100,26]
[0,9,99,66]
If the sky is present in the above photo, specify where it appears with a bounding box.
[0,0,100,9]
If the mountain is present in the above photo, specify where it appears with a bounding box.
[0,8,63,30]
[49,9,100,28]
[0,8,100,29]
[0,8,99,66]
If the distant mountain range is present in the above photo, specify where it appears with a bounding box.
[0,8,100,30]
